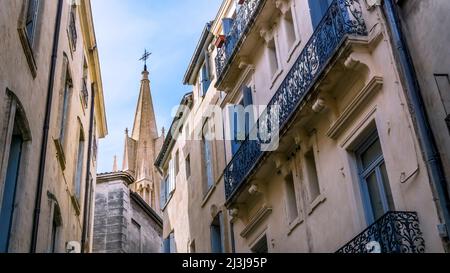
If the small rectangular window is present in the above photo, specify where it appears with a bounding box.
[251,235,268,253]
[284,8,297,49]
[210,213,224,253]
[285,172,299,224]
[129,219,142,253]
[175,150,180,176]
[185,154,191,179]
[305,149,320,202]
[25,0,40,45]
[268,39,279,77]
[68,4,78,51]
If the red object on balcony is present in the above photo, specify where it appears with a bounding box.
[215,35,226,48]
[238,0,245,4]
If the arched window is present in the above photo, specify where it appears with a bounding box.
[58,54,73,150]
[0,90,31,253]
[74,124,85,201]
[47,191,62,253]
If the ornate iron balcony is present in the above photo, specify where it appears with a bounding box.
[215,0,265,81]
[337,212,426,253]
[224,0,367,202]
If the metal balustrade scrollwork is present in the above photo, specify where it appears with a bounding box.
[336,212,426,253]
[215,0,264,80]
[224,0,367,201]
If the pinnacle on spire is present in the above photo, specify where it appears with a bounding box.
[112,155,118,172]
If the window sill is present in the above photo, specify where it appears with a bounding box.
[201,184,216,208]
[53,138,66,171]
[287,38,302,63]
[308,194,326,215]
[287,216,304,236]
[270,68,284,90]
[17,27,37,78]
[71,195,81,216]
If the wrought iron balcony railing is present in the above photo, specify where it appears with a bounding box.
[224,0,367,202]
[336,212,426,253]
[215,0,265,82]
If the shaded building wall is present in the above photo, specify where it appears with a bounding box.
[397,0,450,206]
[93,174,162,253]
[0,0,107,253]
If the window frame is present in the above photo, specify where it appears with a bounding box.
[355,131,395,225]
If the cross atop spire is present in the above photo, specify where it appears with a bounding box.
[139,49,152,71]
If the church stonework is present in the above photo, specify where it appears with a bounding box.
[93,66,163,253]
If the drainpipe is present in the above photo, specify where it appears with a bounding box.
[382,0,450,247]
[81,82,96,253]
[30,0,64,253]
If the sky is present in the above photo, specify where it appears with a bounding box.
[91,0,222,173]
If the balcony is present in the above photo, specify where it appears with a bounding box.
[224,0,367,203]
[336,212,426,253]
[215,0,265,85]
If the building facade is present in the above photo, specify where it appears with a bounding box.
[92,66,163,253]
[0,0,107,253]
[395,0,450,250]
[158,0,448,253]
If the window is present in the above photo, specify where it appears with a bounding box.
[49,203,62,253]
[81,59,89,109]
[284,8,297,49]
[308,0,333,29]
[129,219,142,253]
[185,154,191,179]
[175,150,180,177]
[163,232,176,253]
[0,134,23,253]
[202,122,214,192]
[285,172,299,224]
[25,0,40,46]
[68,3,78,51]
[160,175,169,209]
[356,132,394,224]
[74,128,85,201]
[0,95,30,253]
[267,39,279,77]
[305,149,320,202]
[251,235,268,253]
[59,57,72,147]
[210,213,225,253]
[230,86,253,156]
[200,57,211,96]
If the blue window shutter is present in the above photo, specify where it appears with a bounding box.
[219,213,225,253]
[309,0,332,29]
[222,18,234,35]
[163,237,170,253]
[243,86,253,137]
[169,233,176,253]
[201,61,211,96]
[229,106,241,156]
[243,86,253,107]
[0,135,23,252]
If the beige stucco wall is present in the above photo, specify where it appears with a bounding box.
[0,0,106,253]
[161,0,446,253]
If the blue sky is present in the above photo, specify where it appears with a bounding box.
[91,0,222,173]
